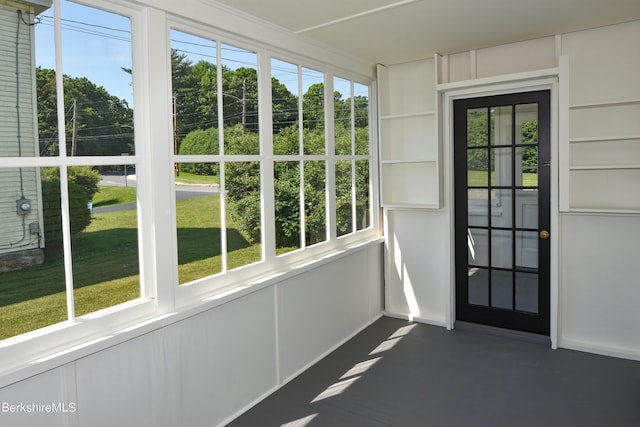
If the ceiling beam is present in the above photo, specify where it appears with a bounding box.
[295,0,422,34]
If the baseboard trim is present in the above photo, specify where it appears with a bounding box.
[559,338,640,361]
[454,321,552,346]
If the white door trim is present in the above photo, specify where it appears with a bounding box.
[440,72,561,348]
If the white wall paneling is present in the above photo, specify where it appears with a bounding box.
[559,213,640,360]
[384,209,450,326]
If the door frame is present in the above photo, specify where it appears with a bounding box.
[440,73,560,348]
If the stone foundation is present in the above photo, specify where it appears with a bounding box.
[0,248,45,273]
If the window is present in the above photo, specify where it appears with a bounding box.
[0,0,142,342]
[171,30,263,285]
[170,28,376,293]
[0,1,377,373]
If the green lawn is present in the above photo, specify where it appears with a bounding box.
[93,185,137,207]
[0,191,257,340]
[174,171,219,185]
[468,170,538,187]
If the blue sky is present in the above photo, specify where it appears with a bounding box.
[34,1,366,107]
[35,1,134,105]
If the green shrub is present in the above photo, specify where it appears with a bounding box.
[179,128,219,175]
[41,166,101,201]
[41,176,92,249]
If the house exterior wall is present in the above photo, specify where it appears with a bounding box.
[0,0,44,269]
[384,20,640,361]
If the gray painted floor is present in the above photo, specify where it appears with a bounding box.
[228,316,640,427]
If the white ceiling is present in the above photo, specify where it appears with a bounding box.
[214,0,640,65]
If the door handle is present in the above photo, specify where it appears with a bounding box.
[539,230,550,239]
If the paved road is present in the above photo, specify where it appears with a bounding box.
[95,174,218,213]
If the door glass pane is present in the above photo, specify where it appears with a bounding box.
[491,189,512,228]
[491,148,512,186]
[517,146,538,187]
[491,229,512,269]
[468,148,488,186]
[468,267,488,306]
[516,104,538,145]
[467,228,488,267]
[516,189,538,229]
[516,231,538,269]
[467,108,488,147]
[491,269,513,309]
[516,272,538,313]
[468,189,488,227]
[490,106,512,146]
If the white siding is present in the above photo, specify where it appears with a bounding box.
[0,2,41,255]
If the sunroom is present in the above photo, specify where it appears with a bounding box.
[0,0,639,426]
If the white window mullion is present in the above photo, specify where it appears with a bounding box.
[350,80,357,233]
[325,75,336,242]
[217,43,228,272]
[259,52,275,261]
[53,0,75,322]
[298,65,306,248]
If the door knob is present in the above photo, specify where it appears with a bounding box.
[539,230,550,239]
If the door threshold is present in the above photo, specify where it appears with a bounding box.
[454,321,551,346]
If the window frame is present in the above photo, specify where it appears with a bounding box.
[0,0,380,382]
[167,19,379,306]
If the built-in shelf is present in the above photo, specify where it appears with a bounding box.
[569,135,640,143]
[569,99,640,109]
[569,164,640,171]
[380,111,436,120]
[381,159,434,164]
[378,60,440,209]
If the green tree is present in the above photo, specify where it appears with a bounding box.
[302,83,325,131]
[272,77,298,133]
[36,68,133,157]
[41,170,93,250]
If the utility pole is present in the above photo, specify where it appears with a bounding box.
[173,96,179,176]
[71,99,78,156]
[241,79,246,133]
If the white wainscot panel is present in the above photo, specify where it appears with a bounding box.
[562,20,640,105]
[0,365,76,427]
[75,288,277,427]
[476,36,556,78]
[560,214,640,359]
[569,104,640,139]
[385,209,449,325]
[277,249,378,383]
[166,287,277,426]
